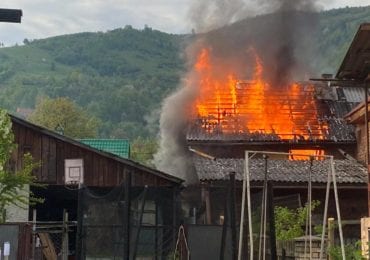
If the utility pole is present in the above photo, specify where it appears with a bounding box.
[0,8,22,23]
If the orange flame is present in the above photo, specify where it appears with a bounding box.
[192,48,328,144]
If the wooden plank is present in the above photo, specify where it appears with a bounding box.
[41,135,50,182]
[38,232,57,260]
[83,150,92,185]
[30,130,42,181]
[361,217,370,258]
[56,140,65,185]
[17,125,27,171]
[48,138,57,182]
[98,157,104,186]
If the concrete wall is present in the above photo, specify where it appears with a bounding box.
[5,185,29,222]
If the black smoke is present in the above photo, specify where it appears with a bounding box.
[154,0,320,183]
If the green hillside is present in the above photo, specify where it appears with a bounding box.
[0,6,369,140]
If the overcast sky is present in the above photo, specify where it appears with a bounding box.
[0,0,369,46]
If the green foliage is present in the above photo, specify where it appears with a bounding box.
[0,7,369,140]
[275,200,320,241]
[0,26,184,140]
[130,137,158,166]
[328,241,365,260]
[0,109,42,223]
[0,109,14,167]
[29,96,100,138]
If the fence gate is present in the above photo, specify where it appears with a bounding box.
[32,210,77,260]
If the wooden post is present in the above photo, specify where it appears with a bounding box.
[202,184,212,224]
[155,199,159,260]
[62,209,69,260]
[76,185,85,259]
[172,186,178,252]
[364,83,370,216]
[132,186,148,260]
[123,171,132,260]
[220,181,230,260]
[230,173,237,260]
[328,218,335,260]
[361,217,370,258]
[267,181,277,260]
[31,209,36,260]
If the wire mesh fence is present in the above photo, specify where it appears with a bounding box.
[77,182,178,260]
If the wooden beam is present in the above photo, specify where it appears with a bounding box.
[0,8,22,23]
[361,217,370,257]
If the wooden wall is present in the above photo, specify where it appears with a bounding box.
[11,121,178,187]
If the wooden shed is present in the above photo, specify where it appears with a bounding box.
[10,115,182,188]
[8,115,183,259]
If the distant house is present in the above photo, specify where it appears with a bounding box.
[79,139,130,158]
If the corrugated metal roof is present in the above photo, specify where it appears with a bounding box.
[80,139,130,158]
[342,87,364,103]
[193,156,367,184]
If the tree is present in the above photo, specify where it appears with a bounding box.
[0,109,41,223]
[29,96,100,138]
[274,200,320,241]
[130,137,158,166]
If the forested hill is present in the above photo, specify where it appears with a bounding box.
[0,6,369,140]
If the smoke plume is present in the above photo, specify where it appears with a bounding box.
[154,0,320,183]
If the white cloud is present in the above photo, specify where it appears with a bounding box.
[0,0,368,45]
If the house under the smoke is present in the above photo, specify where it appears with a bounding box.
[184,25,370,235]
[187,82,367,226]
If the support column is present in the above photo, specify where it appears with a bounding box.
[230,173,237,260]
[365,81,370,216]
[123,171,132,260]
[76,185,85,260]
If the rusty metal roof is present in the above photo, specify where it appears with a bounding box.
[193,156,367,184]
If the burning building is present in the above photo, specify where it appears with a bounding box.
[153,1,370,258]
[179,45,368,259]
[186,46,367,220]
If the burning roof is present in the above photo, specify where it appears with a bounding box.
[187,83,358,143]
[184,48,358,143]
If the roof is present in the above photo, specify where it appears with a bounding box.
[336,23,370,81]
[187,87,358,143]
[9,114,183,185]
[344,97,370,124]
[79,139,130,158]
[193,156,367,184]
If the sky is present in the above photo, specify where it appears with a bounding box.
[0,0,369,46]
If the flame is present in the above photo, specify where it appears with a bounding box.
[289,149,325,160]
[192,48,328,143]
